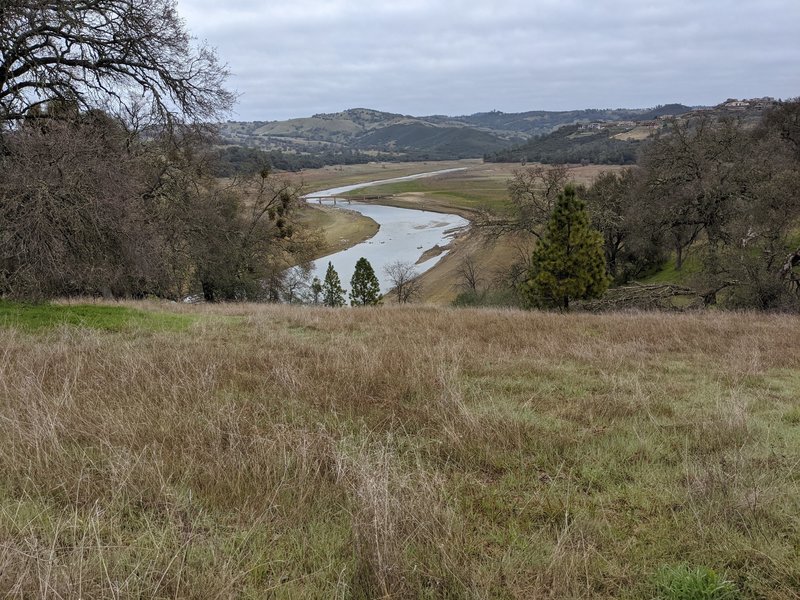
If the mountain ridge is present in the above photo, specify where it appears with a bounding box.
[217,103,699,161]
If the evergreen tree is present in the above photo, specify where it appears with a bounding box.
[321,262,346,307]
[520,185,610,310]
[349,257,382,306]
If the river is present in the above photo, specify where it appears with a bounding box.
[303,169,470,293]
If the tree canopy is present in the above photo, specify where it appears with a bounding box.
[520,186,610,310]
[349,257,381,306]
[0,0,233,129]
[0,3,325,302]
[322,262,346,307]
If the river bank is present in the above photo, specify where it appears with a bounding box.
[303,169,471,294]
[297,203,380,260]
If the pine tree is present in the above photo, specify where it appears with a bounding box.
[520,185,610,310]
[321,262,346,307]
[349,257,382,306]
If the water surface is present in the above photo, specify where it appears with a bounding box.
[304,169,469,293]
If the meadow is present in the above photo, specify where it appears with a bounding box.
[1,300,798,598]
[340,162,623,216]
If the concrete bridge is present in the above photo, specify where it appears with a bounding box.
[310,194,391,205]
[310,196,351,205]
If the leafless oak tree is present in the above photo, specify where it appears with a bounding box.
[455,255,483,294]
[0,0,233,129]
[482,164,570,239]
[384,261,422,304]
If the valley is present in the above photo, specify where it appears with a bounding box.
[292,160,626,303]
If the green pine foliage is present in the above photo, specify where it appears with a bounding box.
[321,262,346,307]
[349,257,382,306]
[520,185,610,310]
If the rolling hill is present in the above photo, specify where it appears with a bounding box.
[217,105,698,161]
[217,102,795,166]
[218,108,523,160]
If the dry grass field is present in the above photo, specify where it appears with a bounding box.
[1,300,799,598]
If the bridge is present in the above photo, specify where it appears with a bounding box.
[306,194,391,205]
[307,196,352,205]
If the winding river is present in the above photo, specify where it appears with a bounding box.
[304,169,470,293]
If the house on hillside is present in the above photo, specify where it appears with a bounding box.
[724,100,750,110]
[752,97,777,110]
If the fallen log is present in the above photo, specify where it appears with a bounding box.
[580,282,704,312]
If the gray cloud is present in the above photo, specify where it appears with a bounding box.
[177,0,800,120]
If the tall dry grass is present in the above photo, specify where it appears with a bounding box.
[1,303,799,598]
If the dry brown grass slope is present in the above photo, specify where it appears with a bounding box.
[1,302,799,598]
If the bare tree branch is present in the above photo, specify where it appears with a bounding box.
[0,0,234,133]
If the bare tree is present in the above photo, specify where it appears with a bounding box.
[281,265,312,304]
[0,0,233,129]
[455,255,483,294]
[0,113,160,299]
[582,168,645,282]
[384,261,422,304]
[482,164,570,238]
[639,117,751,270]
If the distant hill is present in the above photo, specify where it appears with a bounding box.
[485,123,647,165]
[484,99,780,165]
[428,104,694,136]
[219,102,789,165]
[218,108,522,161]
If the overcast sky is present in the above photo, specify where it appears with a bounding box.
[177,0,800,121]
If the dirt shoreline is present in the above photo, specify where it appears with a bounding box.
[299,204,380,262]
[345,193,480,221]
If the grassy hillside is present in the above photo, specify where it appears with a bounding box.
[1,300,799,598]
[354,122,511,158]
[296,204,379,258]
[486,123,645,165]
[441,104,694,136]
[219,109,520,160]
[217,105,700,163]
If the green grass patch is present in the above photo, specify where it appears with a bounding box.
[345,175,513,214]
[654,564,739,599]
[639,253,702,285]
[0,300,194,332]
